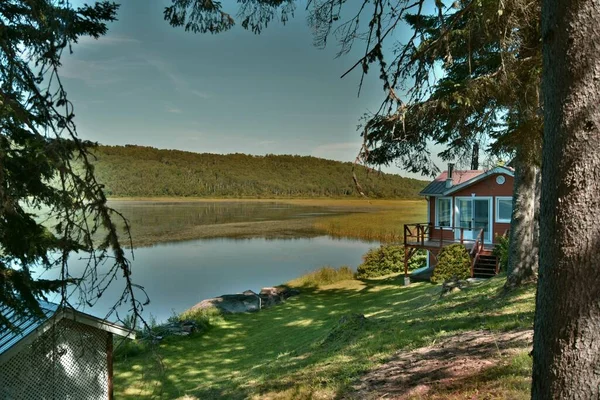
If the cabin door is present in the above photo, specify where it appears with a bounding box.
[455,198,492,242]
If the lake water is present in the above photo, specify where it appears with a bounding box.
[46,201,379,323]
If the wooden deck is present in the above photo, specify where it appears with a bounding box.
[403,223,499,280]
[403,223,490,248]
[405,239,494,251]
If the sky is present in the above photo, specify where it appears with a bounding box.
[61,0,443,179]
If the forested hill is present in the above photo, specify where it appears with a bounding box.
[91,145,427,199]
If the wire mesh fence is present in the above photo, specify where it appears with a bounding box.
[0,319,110,400]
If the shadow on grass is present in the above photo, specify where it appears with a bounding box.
[347,329,532,399]
[114,278,536,399]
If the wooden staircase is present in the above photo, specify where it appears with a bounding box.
[473,249,498,278]
[468,229,499,279]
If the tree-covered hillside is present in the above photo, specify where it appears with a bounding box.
[91,145,427,198]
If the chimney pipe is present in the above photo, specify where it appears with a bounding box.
[445,163,455,188]
[471,143,479,170]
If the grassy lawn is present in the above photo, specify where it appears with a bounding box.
[114,275,535,399]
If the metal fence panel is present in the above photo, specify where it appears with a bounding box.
[0,319,109,400]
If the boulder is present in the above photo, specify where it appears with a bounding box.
[143,319,199,342]
[440,277,470,297]
[259,286,300,308]
[190,290,261,314]
[189,287,300,314]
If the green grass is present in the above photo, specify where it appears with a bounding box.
[287,266,355,287]
[114,275,535,399]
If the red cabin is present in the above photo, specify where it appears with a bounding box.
[404,164,514,281]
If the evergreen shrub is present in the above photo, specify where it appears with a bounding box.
[356,244,426,279]
[431,244,472,283]
[493,234,510,272]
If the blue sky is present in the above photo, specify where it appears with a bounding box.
[61,0,442,178]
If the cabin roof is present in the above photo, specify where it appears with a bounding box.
[0,301,135,361]
[0,301,59,357]
[420,166,514,196]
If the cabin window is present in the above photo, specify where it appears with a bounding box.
[436,198,452,227]
[496,197,512,223]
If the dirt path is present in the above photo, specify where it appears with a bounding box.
[346,329,533,400]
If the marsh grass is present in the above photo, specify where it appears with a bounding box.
[114,275,535,399]
[107,198,427,246]
[313,201,426,242]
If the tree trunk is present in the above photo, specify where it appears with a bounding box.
[504,150,540,290]
[532,0,600,396]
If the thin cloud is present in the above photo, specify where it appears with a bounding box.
[143,55,211,100]
[190,89,211,99]
[167,107,183,114]
[312,142,363,161]
[59,53,147,86]
[76,35,141,47]
[259,140,277,145]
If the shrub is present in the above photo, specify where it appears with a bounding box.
[410,250,428,271]
[289,266,355,287]
[123,307,224,346]
[114,338,148,359]
[356,244,426,279]
[493,234,509,272]
[179,306,223,330]
[431,243,472,283]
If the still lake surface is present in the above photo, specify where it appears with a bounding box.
[56,201,378,323]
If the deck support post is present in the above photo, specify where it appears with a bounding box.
[403,246,410,285]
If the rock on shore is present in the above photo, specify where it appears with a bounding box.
[189,287,300,314]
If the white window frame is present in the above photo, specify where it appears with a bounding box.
[435,197,453,229]
[454,196,494,242]
[496,196,513,223]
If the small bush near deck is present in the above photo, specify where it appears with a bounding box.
[493,234,510,272]
[356,244,426,279]
[289,266,355,287]
[431,244,472,283]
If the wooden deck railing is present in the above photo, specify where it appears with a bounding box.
[470,228,485,277]
[403,223,485,247]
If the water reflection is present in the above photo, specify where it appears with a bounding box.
[113,200,346,227]
[109,201,355,247]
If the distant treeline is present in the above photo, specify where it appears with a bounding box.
[91,145,427,199]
